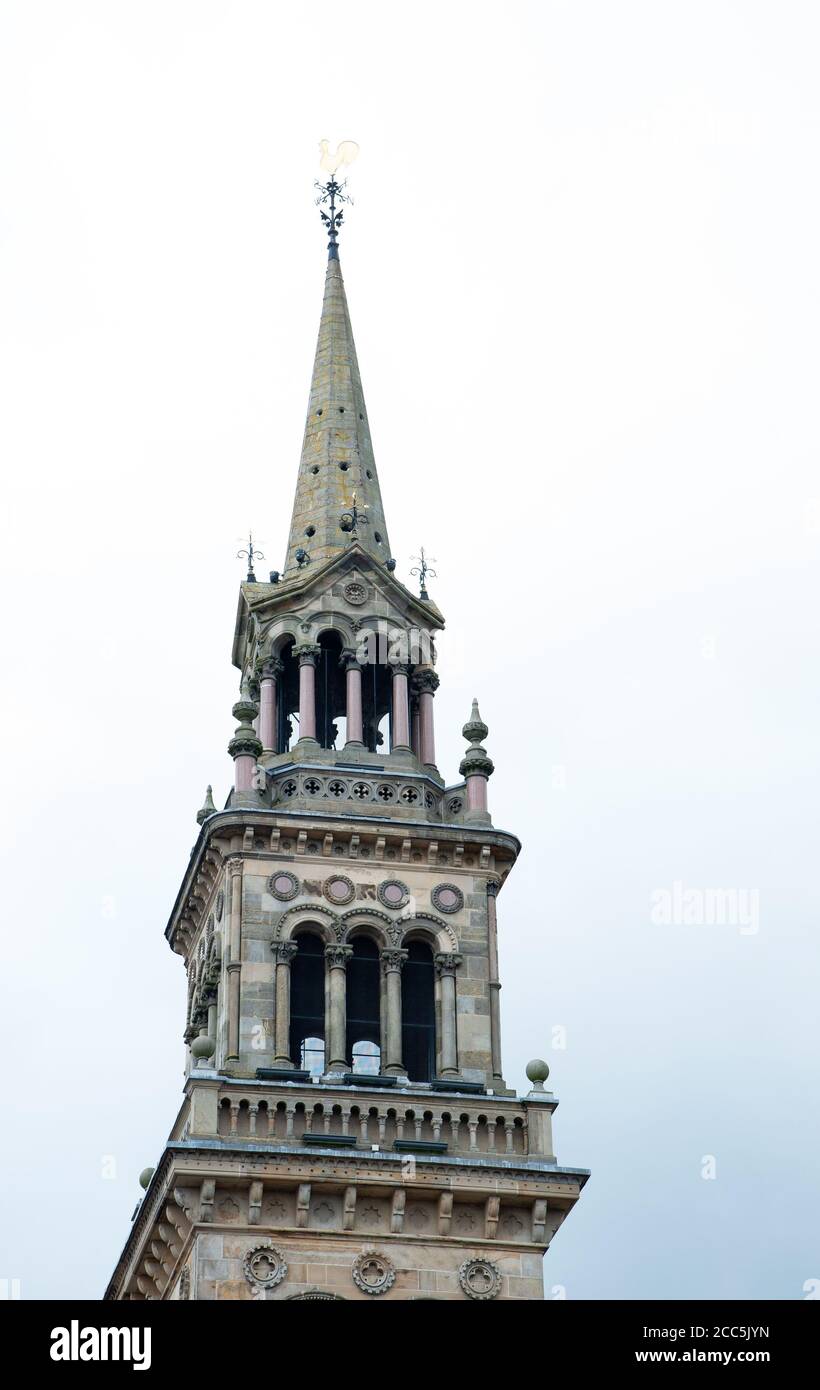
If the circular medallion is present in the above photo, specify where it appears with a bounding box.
[458,1257,501,1300]
[432,883,464,914]
[343,580,368,606]
[351,1250,396,1296]
[268,871,300,902]
[243,1242,288,1291]
[378,879,410,910]
[323,874,355,906]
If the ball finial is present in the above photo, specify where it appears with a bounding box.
[138,1166,155,1191]
[191,1034,216,1062]
[526,1058,550,1087]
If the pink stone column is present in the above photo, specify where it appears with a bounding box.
[297,646,319,742]
[411,698,421,758]
[259,658,282,753]
[414,670,439,767]
[419,690,436,766]
[391,666,411,751]
[465,774,488,812]
[234,755,256,792]
[343,652,364,746]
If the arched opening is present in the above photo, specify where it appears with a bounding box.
[362,656,392,754]
[276,637,299,753]
[346,936,381,1074]
[289,930,325,1075]
[316,630,346,749]
[401,939,436,1082]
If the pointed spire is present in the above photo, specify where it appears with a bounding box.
[283,255,392,574]
[196,784,216,826]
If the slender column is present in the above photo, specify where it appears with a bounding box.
[486,880,504,1083]
[341,650,364,747]
[325,945,353,1072]
[226,860,243,1059]
[380,948,408,1075]
[259,657,282,754]
[391,665,411,751]
[435,953,463,1077]
[410,695,421,758]
[459,698,494,822]
[296,645,320,744]
[228,681,261,794]
[413,669,439,767]
[272,942,299,1066]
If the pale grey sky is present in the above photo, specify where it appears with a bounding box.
[1,0,818,1300]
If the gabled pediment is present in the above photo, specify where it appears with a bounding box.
[232,544,443,669]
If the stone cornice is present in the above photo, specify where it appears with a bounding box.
[165,810,520,957]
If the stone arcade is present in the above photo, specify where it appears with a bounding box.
[104,186,588,1303]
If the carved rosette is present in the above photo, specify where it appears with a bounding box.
[377,878,410,910]
[322,874,355,906]
[243,1242,289,1291]
[268,871,300,901]
[431,883,464,914]
[351,1250,396,1296]
[458,1257,502,1300]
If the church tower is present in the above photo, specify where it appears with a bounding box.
[105,173,588,1303]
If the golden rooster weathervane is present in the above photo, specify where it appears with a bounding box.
[315,139,360,259]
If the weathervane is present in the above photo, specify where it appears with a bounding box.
[315,140,359,259]
[410,548,438,600]
[237,532,264,582]
[340,492,369,538]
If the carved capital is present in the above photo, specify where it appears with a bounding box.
[261,656,284,680]
[434,952,463,978]
[380,947,409,974]
[412,668,440,695]
[340,648,363,673]
[325,944,354,969]
[272,941,299,965]
[295,644,321,667]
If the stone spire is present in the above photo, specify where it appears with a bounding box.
[283,255,392,574]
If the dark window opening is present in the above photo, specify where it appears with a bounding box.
[276,638,299,753]
[316,630,346,749]
[346,937,381,1071]
[290,931,325,1070]
[402,940,436,1082]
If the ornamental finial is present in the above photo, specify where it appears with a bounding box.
[410,548,438,600]
[315,140,359,259]
[237,532,264,582]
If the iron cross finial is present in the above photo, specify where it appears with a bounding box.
[340,492,369,538]
[410,548,438,600]
[237,532,265,582]
[315,140,359,259]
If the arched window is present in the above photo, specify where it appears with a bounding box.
[276,638,298,752]
[346,937,381,1074]
[401,940,436,1082]
[289,931,325,1074]
[316,630,346,749]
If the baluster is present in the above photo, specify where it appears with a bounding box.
[230,1103,239,1136]
[468,1117,478,1151]
[504,1120,515,1153]
[249,1103,258,1136]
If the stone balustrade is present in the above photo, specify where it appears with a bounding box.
[177,1077,556,1160]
